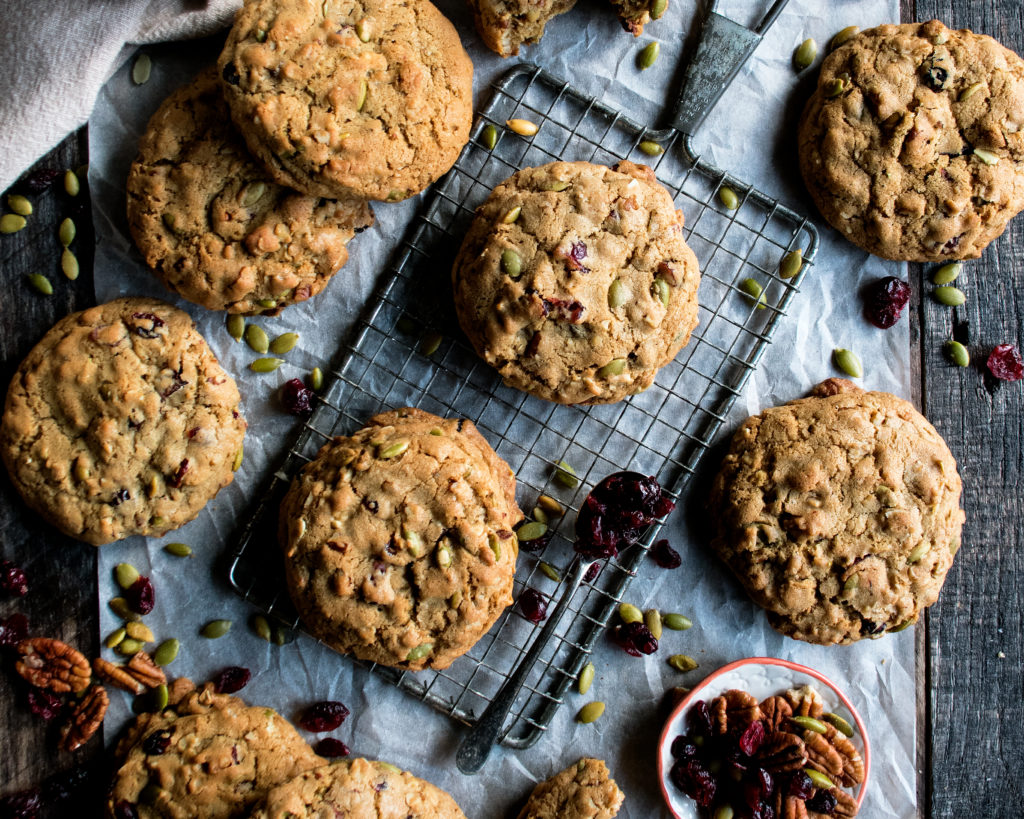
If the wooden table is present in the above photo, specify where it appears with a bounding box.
[1,2,1020,814]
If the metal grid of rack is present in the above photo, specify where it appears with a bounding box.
[226,63,818,749]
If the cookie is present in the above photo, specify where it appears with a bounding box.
[707,378,966,644]
[452,160,700,405]
[107,681,323,819]
[0,298,246,546]
[467,0,577,58]
[218,0,473,202]
[517,758,624,819]
[798,20,1024,261]
[278,407,523,670]
[251,758,467,818]
[608,0,666,36]
[127,67,374,316]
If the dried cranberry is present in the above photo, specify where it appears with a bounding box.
[750,802,776,819]
[688,700,714,737]
[222,62,241,86]
[670,735,698,759]
[110,488,131,506]
[130,312,166,338]
[19,168,60,194]
[0,561,28,597]
[212,666,251,694]
[0,788,42,819]
[142,729,172,756]
[583,562,601,583]
[986,343,1024,381]
[574,472,675,559]
[669,758,717,808]
[0,613,29,649]
[111,801,140,819]
[160,371,188,398]
[168,459,190,489]
[42,764,93,804]
[541,297,586,323]
[863,277,911,329]
[314,737,351,757]
[281,378,315,416]
[27,689,63,721]
[517,588,548,624]
[515,524,549,552]
[125,575,155,615]
[752,767,774,798]
[649,539,681,569]
[787,771,815,800]
[299,701,350,732]
[806,789,838,814]
[738,719,766,756]
[609,622,658,656]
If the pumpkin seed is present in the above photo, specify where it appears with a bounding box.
[844,573,860,591]
[109,597,141,622]
[597,358,626,378]
[488,532,502,561]
[663,613,693,631]
[163,542,192,558]
[27,273,52,295]
[7,195,32,216]
[251,614,273,642]
[59,217,76,246]
[668,654,699,673]
[355,18,372,41]
[506,118,538,137]
[61,248,79,280]
[537,494,564,516]
[713,806,735,819]
[934,286,966,306]
[554,460,579,488]
[255,27,268,41]
[430,428,444,436]
[378,440,409,459]
[241,181,266,207]
[517,521,548,542]
[356,79,368,112]
[644,608,663,639]
[269,332,299,354]
[531,506,549,525]
[790,715,828,734]
[824,77,847,97]
[958,82,985,102]
[403,527,424,557]
[244,324,269,353]
[224,314,244,342]
[117,638,144,656]
[637,41,660,70]
[602,279,628,311]
[115,562,140,590]
[973,147,999,165]
[576,701,605,723]
[739,278,766,309]
[932,262,962,285]
[944,340,970,367]
[833,348,863,378]
[200,619,233,639]
[718,186,740,210]
[132,53,152,85]
[907,542,930,563]
[541,180,570,192]
[308,366,324,391]
[257,298,277,309]
[502,206,522,224]
[421,332,443,355]
[822,712,855,737]
[126,622,155,643]
[232,444,244,472]
[250,357,285,373]
[273,624,294,645]
[828,25,860,52]
[650,0,667,19]
[539,561,561,582]
[406,643,433,662]
[449,590,462,608]
[482,124,498,150]
[803,768,835,790]
[793,38,817,71]
[890,617,917,633]
[638,140,664,156]
[652,277,671,308]
[64,169,80,197]
[436,544,453,569]
[500,248,522,278]
[105,627,127,649]
[779,248,804,279]
[618,603,643,624]
[152,683,169,711]
[577,662,596,695]
[0,214,26,234]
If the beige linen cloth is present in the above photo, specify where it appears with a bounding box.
[0,0,239,193]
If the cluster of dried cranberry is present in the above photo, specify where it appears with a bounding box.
[574,472,675,559]
[298,700,352,758]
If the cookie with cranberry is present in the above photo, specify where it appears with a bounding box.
[708,378,965,644]
[467,0,577,57]
[452,160,700,405]
[518,758,625,819]
[798,20,1024,260]
[0,298,246,545]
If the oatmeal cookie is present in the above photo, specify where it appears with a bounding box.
[608,0,666,36]
[467,0,577,57]
[517,758,624,819]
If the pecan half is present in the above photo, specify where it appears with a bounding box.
[824,724,865,787]
[804,730,845,780]
[15,638,91,693]
[710,689,761,735]
[126,651,167,689]
[832,787,858,817]
[167,676,196,707]
[60,685,108,751]
[92,657,144,695]
[776,793,809,819]
[755,731,807,774]
[784,685,825,718]
[760,695,794,732]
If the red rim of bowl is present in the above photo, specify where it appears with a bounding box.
[657,656,872,818]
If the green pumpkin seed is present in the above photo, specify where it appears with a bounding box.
[132,53,152,85]
[824,76,847,97]
[244,324,270,353]
[597,358,626,378]
[355,18,372,41]
[105,627,127,649]
[652,277,671,308]
[421,332,443,356]
[378,440,409,459]
[500,248,522,278]
[608,279,631,309]
[163,542,192,558]
[739,278,766,310]
[139,784,163,806]
[958,82,985,102]
[403,527,424,557]
[482,124,498,150]
[436,544,453,569]
[637,41,660,70]
[126,621,154,642]
[115,562,140,589]
[250,357,285,373]
[429,428,444,436]
[517,521,548,542]
[890,617,917,633]
[255,27,268,41]
[638,140,664,156]
[273,624,294,646]
[934,286,966,306]
[844,572,860,591]
[27,273,52,295]
[241,181,267,208]
[541,180,570,192]
[554,460,579,488]
[308,367,324,391]
[488,532,502,561]
[779,248,804,280]
[973,147,999,165]
[793,37,817,71]
[907,542,930,563]
[822,712,855,738]
[538,561,560,582]
[644,608,663,639]
[576,701,605,724]
[7,195,32,216]
[713,806,735,819]
[61,248,79,280]
[251,614,273,642]
[64,169,80,197]
[152,683,169,711]
[791,715,829,734]
[944,340,970,368]
[232,444,244,472]
[663,613,693,631]
[828,25,860,52]
[833,348,863,378]
[58,217,76,246]
[356,79,368,112]
[109,597,141,622]
[269,332,299,354]
[933,262,962,285]
[578,661,595,695]
[618,603,643,624]
[502,206,522,224]
[537,495,564,516]
[406,643,433,662]
[506,118,538,136]
[668,654,699,673]
[226,314,245,341]
[650,0,667,19]
[531,506,549,525]
[718,186,740,210]
[803,768,835,790]
[200,619,233,639]
[1,214,26,234]
[257,298,277,309]
[117,638,144,656]
[449,590,462,608]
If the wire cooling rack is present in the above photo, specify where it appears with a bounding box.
[226,63,818,749]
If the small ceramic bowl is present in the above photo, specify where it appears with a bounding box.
[657,657,871,819]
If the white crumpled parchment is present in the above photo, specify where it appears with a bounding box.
[87,0,915,816]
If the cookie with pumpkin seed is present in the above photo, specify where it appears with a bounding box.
[467,0,578,57]
[517,758,625,819]
[452,160,700,405]
[128,67,373,315]
[278,407,523,670]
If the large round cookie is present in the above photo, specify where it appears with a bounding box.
[250,759,467,818]
[278,407,523,670]
[452,160,701,405]
[518,758,625,819]
[128,67,374,316]
[0,298,246,545]
[708,378,965,644]
[798,20,1024,261]
[107,682,323,819]
[218,0,473,202]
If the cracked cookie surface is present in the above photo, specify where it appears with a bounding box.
[251,758,467,818]
[467,0,577,57]
[0,298,246,545]
[798,20,1024,261]
[452,161,700,405]
[708,378,965,644]
[278,407,523,670]
[517,758,624,819]
[128,67,374,316]
[218,0,473,202]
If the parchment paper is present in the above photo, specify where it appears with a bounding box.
[87,0,915,815]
